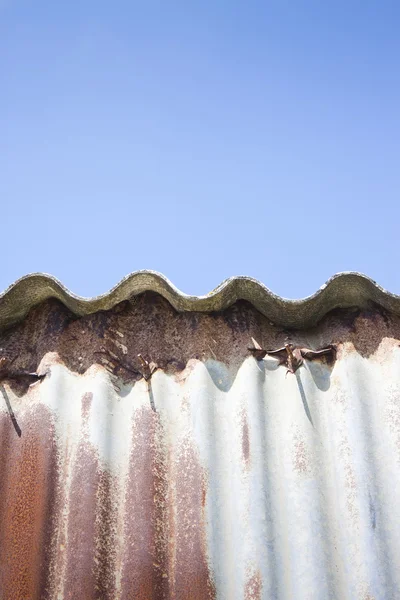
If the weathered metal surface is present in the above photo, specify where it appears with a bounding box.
[0,276,400,599]
[2,270,400,330]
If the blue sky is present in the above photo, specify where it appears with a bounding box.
[1,1,399,299]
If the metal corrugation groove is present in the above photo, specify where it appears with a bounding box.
[0,273,399,599]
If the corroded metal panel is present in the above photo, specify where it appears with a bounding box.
[0,275,399,599]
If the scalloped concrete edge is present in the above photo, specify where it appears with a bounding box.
[0,270,399,331]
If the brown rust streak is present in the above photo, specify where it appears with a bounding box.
[38,409,62,600]
[62,392,119,600]
[62,444,119,599]
[174,438,216,600]
[0,403,60,600]
[241,409,250,468]
[62,391,120,600]
[81,391,93,425]
[120,406,169,600]
[42,392,118,600]
[94,469,119,600]
[245,568,262,600]
[120,410,215,600]
[63,441,100,599]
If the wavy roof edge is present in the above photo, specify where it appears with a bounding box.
[0,271,399,330]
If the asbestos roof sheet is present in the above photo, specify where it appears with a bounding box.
[0,272,399,600]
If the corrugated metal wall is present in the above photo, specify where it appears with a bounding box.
[0,273,399,600]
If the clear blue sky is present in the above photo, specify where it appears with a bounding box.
[1,1,399,299]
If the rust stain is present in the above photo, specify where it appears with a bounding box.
[94,470,119,600]
[241,409,250,468]
[167,445,177,600]
[384,383,400,464]
[62,442,100,599]
[174,438,216,600]
[292,432,311,476]
[349,309,392,359]
[244,568,262,600]
[60,445,119,600]
[201,485,207,509]
[62,391,119,600]
[0,403,60,600]
[81,392,93,425]
[339,436,359,525]
[41,405,119,600]
[331,385,348,407]
[120,406,169,600]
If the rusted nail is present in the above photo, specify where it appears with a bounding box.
[0,355,46,383]
[0,385,22,437]
[1,370,45,383]
[300,345,336,362]
[137,355,158,411]
[263,344,302,374]
[285,344,303,374]
[248,337,267,360]
[265,343,336,374]
[285,343,294,360]
[137,354,157,381]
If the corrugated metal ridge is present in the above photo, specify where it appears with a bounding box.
[0,270,398,330]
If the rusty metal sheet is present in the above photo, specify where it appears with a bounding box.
[0,274,399,599]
